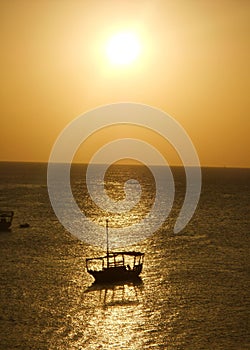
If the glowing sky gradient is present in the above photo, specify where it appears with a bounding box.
[0,1,249,167]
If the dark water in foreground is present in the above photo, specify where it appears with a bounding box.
[0,162,249,349]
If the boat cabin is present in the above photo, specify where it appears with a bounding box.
[86,251,144,283]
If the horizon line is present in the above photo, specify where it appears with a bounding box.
[0,160,250,169]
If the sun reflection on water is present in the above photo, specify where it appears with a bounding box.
[54,257,180,350]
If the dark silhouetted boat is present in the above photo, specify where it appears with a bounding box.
[86,220,144,283]
[19,223,30,228]
[0,211,14,231]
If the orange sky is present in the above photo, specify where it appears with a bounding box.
[0,0,249,167]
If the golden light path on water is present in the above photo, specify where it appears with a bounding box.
[0,164,249,349]
[50,250,179,350]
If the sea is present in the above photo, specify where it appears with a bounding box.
[0,162,249,350]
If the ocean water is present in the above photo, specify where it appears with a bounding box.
[0,162,249,349]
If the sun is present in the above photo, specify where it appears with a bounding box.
[106,31,141,65]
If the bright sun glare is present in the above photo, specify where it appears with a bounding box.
[106,31,141,65]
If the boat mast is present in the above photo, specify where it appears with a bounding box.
[106,219,109,268]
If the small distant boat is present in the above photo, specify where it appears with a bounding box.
[19,223,30,228]
[0,210,14,231]
[86,220,144,283]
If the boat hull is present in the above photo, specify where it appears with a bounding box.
[88,264,143,283]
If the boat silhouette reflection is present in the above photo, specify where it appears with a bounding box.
[84,279,144,308]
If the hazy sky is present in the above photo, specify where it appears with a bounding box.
[1,0,249,167]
